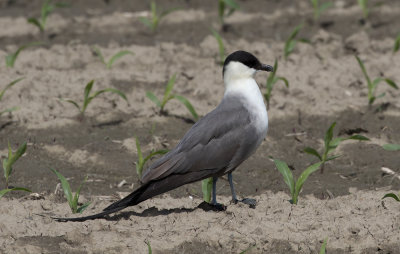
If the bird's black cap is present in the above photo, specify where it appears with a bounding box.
[223,50,273,76]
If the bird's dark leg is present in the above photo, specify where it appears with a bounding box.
[228,172,256,208]
[210,177,225,211]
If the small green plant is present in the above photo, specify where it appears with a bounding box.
[383,192,400,202]
[1,141,31,199]
[304,122,369,173]
[27,0,69,32]
[139,1,179,32]
[382,144,400,151]
[355,56,398,105]
[264,59,289,110]
[146,241,152,254]
[284,24,309,60]
[357,0,369,19]
[5,42,42,68]
[394,33,400,53]
[91,46,134,69]
[0,78,24,116]
[201,177,213,203]
[60,80,128,115]
[50,168,91,214]
[310,0,332,21]
[274,159,322,204]
[218,0,239,25]
[146,74,199,121]
[320,238,328,254]
[135,136,168,178]
[210,28,226,65]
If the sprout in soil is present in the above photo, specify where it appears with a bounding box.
[135,136,168,178]
[319,238,328,254]
[264,59,289,110]
[284,24,310,60]
[274,159,322,205]
[50,168,91,214]
[218,0,239,26]
[210,28,226,65]
[394,33,400,53]
[139,1,179,32]
[382,144,400,151]
[357,0,369,20]
[0,78,24,116]
[355,56,398,105]
[91,46,134,69]
[310,0,332,21]
[146,74,199,121]
[27,0,69,32]
[60,80,128,116]
[382,192,400,202]
[0,141,31,199]
[5,42,42,68]
[304,122,369,173]
[201,177,213,203]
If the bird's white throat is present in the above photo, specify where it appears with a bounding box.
[223,61,268,136]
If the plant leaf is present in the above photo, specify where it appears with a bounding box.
[139,17,153,29]
[273,159,295,197]
[162,74,177,106]
[355,56,372,87]
[146,241,152,254]
[0,107,19,116]
[319,237,328,254]
[172,95,199,121]
[222,0,239,10]
[6,42,42,68]
[319,2,332,13]
[0,187,31,199]
[384,79,399,90]
[59,98,81,112]
[4,142,27,178]
[160,7,180,19]
[293,162,322,204]
[77,202,91,214]
[146,91,161,108]
[324,122,336,149]
[27,18,44,32]
[347,134,370,141]
[382,193,400,202]
[202,177,213,203]
[91,46,106,65]
[84,80,94,103]
[276,77,289,87]
[394,34,400,53]
[0,77,25,101]
[91,88,128,102]
[325,154,341,161]
[50,168,73,208]
[143,149,169,167]
[304,147,322,161]
[72,175,88,213]
[210,28,225,64]
[382,144,400,151]
[107,50,134,69]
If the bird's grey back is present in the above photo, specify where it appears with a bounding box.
[141,94,264,184]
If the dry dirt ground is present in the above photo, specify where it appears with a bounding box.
[0,0,400,253]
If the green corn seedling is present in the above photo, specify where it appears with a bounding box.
[1,141,31,198]
[320,238,328,254]
[310,0,332,21]
[146,241,152,254]
[357,0,369,19]
[284,25,309,60]
[27,0,69,32]
[218,0,239,25]
[0,78,24,116]
[91,46,134,69]
[304,122,369,173]
[382,144,400,151]
[355,56,398,105]
[135,136,168,178]
[201,177,213,203]
[264,59,289,110]
[60,80,128,115]
[139,1,179,32]
[382,192,400,202]
[394,34,400,53]
[6,42,42,68]
[274,159,322,205]
[146,74,199,121]
[50,168,91,214]
[211,28,226,65]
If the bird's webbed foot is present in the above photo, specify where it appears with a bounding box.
[232,198,256,209]
[211,202,227,211]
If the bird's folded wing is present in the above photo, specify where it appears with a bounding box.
[141,96,255,184]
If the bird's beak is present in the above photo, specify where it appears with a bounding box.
[260,64,274,72]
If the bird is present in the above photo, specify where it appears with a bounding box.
[55,50,273,222]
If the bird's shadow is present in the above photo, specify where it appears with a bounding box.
[104,202,223,221]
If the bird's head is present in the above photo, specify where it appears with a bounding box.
[222,50,273,85]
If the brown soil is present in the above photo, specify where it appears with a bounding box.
[1,0,400,253]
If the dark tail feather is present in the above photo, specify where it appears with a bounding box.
[103,182,150,211]
[52,206,128,222]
